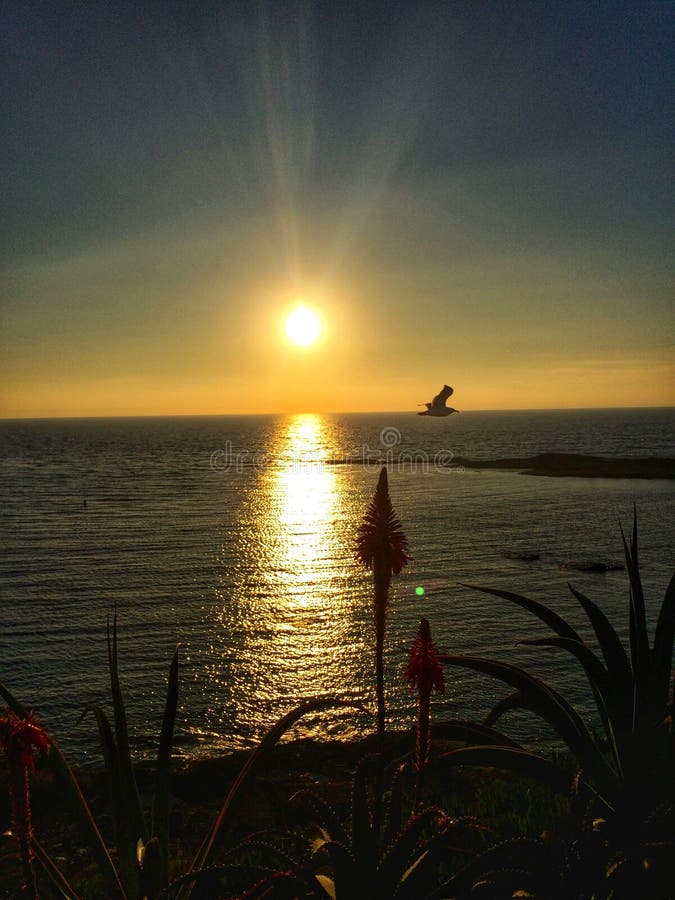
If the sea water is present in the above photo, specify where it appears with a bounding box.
[1,408,673,764]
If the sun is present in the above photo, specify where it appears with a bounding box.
[285,305,321,347]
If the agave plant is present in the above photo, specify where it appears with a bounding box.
[437,512,674,809]
[356,466,410,740]
[285,753,485,899]
[442,790,675,900]
[433,512,674,897]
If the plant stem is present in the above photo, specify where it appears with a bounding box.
[375,629,385,740]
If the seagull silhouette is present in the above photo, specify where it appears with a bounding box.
[417,384,459,416]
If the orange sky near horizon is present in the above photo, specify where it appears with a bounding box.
[2,4,674,420]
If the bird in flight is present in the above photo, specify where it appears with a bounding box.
[418,384,459,416]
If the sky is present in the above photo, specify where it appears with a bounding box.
[2,0,674,417]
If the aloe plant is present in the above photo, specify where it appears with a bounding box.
[405,618,445,772]
[175,696,369,900]
[286,754,484,899]
[432,512,674,897]
[356,466,410,739]
[438,512,674,810]
[442,789,675,899]
[0,709,51,899]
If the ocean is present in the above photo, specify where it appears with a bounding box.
[1,408,673,765]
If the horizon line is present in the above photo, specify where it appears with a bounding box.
[1,404,674,422]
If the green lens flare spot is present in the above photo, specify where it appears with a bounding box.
[415,586,425,596]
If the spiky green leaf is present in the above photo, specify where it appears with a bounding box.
[290,790,350,849]
[378,807,446,895]
[568,584,632,686]
[313,839,358,897]
[438,654,616,799]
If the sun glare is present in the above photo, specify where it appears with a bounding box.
[285,305,321,347]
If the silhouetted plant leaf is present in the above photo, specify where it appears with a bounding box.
[106,610,145,898]
[432,719,523,750]
[460,584,581,642]
[521,636,619,771]
[653,570,675,709]
[151,644,179,892]
[351,756,377,874]
[182,698,369,894]
[438,653,616,799]
[567,584,632,684]
[380,765,406,854]
[0,679,126,899]
[620,516,650,702]
[312,839,358,898]
[31,835,82,900]
[429,745,576,796]
[377,807,447,895]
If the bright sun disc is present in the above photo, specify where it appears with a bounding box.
[285,305,321,347]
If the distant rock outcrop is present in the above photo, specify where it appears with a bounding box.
[449,453,675,479]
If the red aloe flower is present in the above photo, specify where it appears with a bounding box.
[356,466,410,738]
[405,619,445,770]
[0,709,51,897]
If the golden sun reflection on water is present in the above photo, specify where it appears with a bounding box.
[274,415,338,605]
[209,414,372,748]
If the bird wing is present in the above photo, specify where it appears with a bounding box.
[432,385,453,407]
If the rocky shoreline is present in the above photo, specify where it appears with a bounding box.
[450,452,675,478]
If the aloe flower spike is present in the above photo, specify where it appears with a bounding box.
[0,709,51,898]
[406,618,445,770]
[356,466,410,738]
